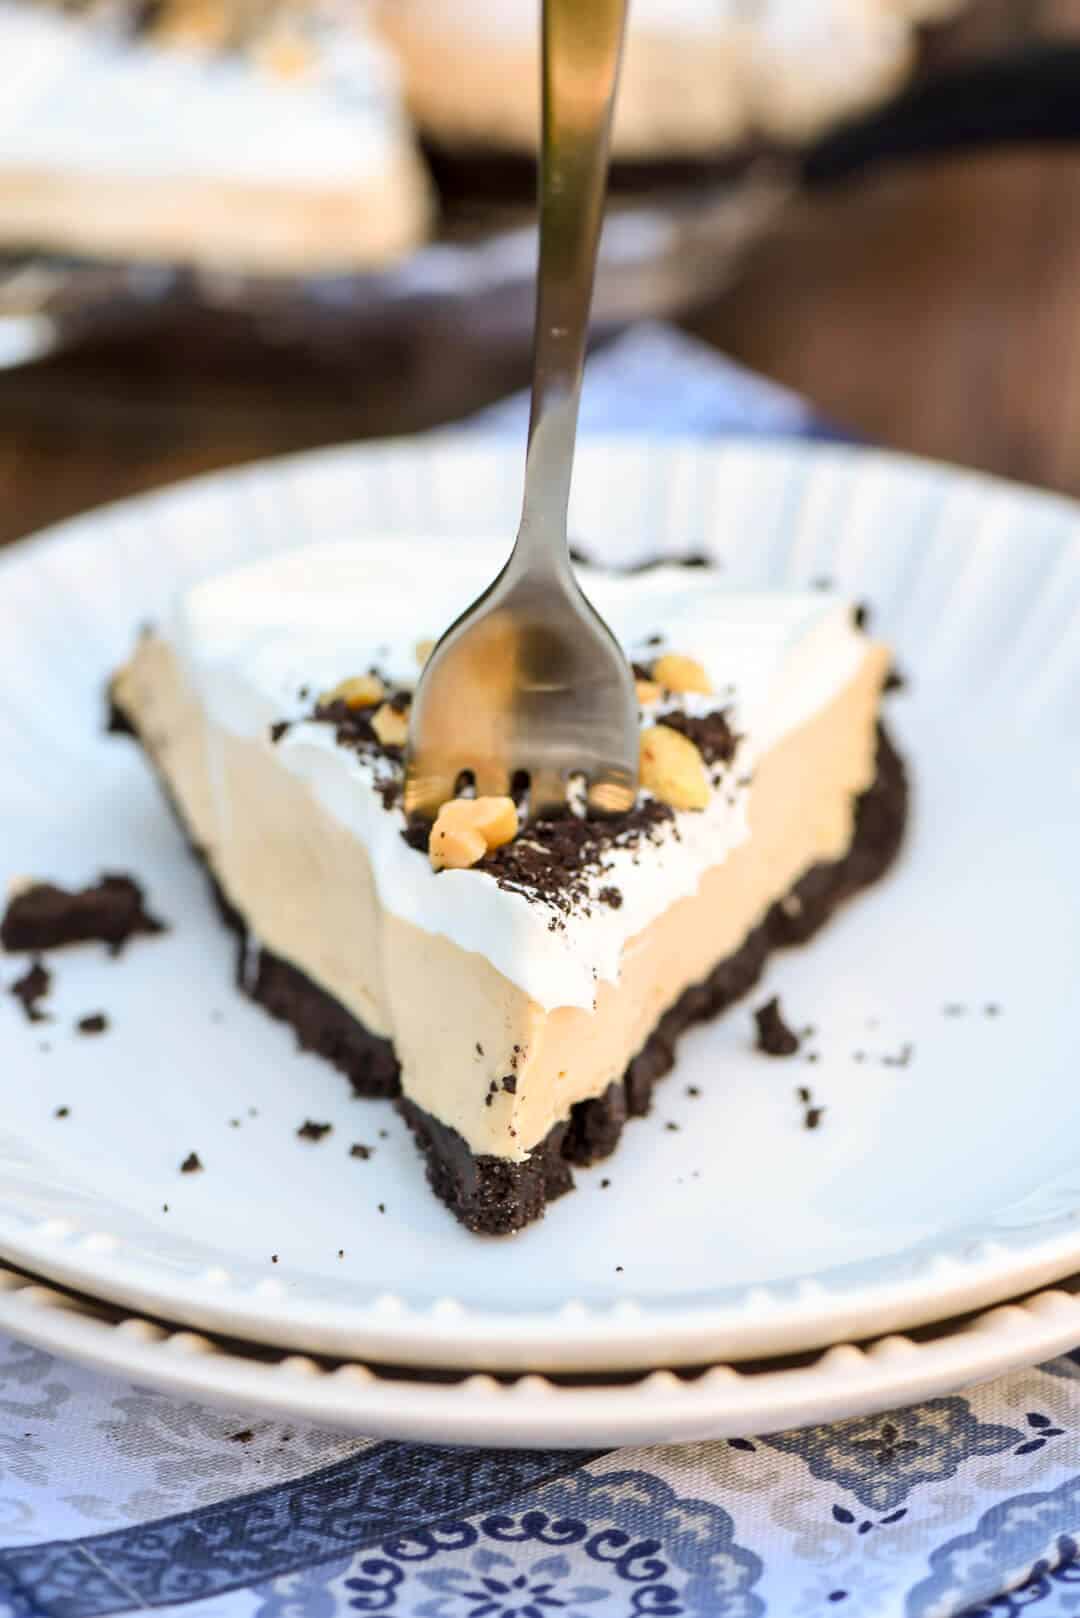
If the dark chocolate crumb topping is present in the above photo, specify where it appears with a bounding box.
[10,960,50,1023]
[350,1143,373,1160]
[1,874,165,956]
[297,1119,332,1142]
[657,709,739,768]
[882,1042,914,1069]
[76,1012,108,1036]
[180,1152,203,1174]
[805,1106,825,1131]
[754,996,800,1058]
[597,886,623,909]
[477,798,673,912]
[501,1075,517,1094]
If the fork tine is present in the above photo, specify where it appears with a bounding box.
[587,770,637,818]
[403,764,459,822]
[527,766,567,822]
[473,762,512,800]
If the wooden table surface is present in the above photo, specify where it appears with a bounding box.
[2,0,1080,549]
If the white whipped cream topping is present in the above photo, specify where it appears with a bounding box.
[173,537,869,1011]
[0,2,407,185]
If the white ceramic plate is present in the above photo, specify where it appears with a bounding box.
[1,438,1079,1374]
[5,1258,1080,1447]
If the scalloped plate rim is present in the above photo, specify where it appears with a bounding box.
[0,433,1078,1372]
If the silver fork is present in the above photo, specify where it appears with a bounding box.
[404,0,638,824]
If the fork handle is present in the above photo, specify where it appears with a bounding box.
[516,0,629,564]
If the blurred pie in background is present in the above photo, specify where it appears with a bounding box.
[0,0,969,277]
[377,0,967,162]
[0,0,431,272]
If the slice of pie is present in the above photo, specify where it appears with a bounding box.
[376,0,916,163]
[0,0,429,273]
[111,539,907,1234]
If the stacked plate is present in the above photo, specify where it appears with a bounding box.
[2,437,1079,1446]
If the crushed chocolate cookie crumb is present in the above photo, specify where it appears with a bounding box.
[501,1075,517,1094]
[597,886,623,909]
[402,817,431,854]
[180,1152,202,1174]
[475,1042,484,1056]
[271,1254,279,1264]
[350,1143,373,1160]
[645,633,664,647]
[854,602,870,631]
[754,996,800,1058]
[1,874,165,956]
[378,1129,389,1140]
[76,1012,108,1036]
[297,1120,332,1142]
[686,1085,701,1098]
[479,798,673,912]
[10,960,50,1023]
[600,1178,611,1189]
[615,1264,624,1272]
[378,1203,386,1214]
[805,1051,819,1065]
[657,709,738,768]
[229,1429,254,1443]
[229,1119,241,1128]
[796,1085,812,1104]
[269,721,290,744]
[54,1105,69,1119]
[884,667,907,693]
[883,1042,914,1069]
[309,695,398,758]
[665,1121,679,1132]
[805,1106,825,1130]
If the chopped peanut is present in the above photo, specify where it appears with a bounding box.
[415,638,436,667]
[429,818,488,872]
[468,796,519,850]
[371,703,409,748]
[640,726,710,811]
[653,653,711,695]
[429,796,519,871]
[321,674,384,709]
[635,677,663,707]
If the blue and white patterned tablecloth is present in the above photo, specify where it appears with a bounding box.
[4,326,1080,1618]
